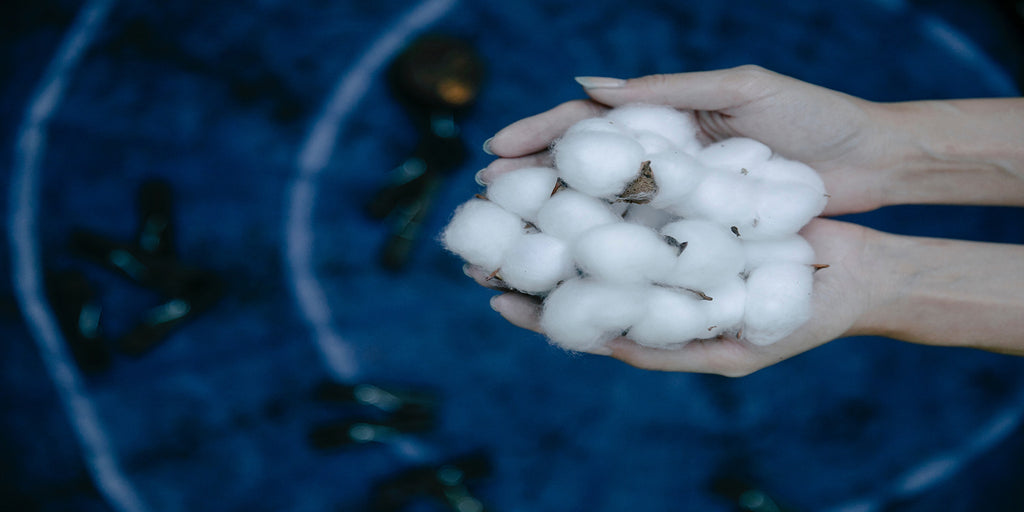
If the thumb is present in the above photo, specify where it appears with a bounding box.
[576,65,774,112]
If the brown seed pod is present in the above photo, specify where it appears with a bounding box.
[618,160,658,204]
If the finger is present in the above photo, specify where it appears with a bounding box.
[577,65,781,112]
[487,99,607,158]
[604,337,765,377]
[490,292,543,333]
[463,264,510,291]
[476,153,553,185]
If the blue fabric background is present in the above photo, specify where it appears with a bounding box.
[3,0,1024,511]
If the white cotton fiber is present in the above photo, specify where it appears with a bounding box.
[441,199,523,271]
[564,117,625,136]
[754,157,827,195]
[628,286,709,348]
[660,219,745,290]
[744,182,827,239]
[536,189,621,242]
[742,235,815,273]
[573,222,677,283]
[742,263,814,346]
[701,275,747,338]
[697,137,772,173]
[623,204,674,230]
[677,171,757,226]
[633,130,676,155]
[554,131,645,198]
[486,167,559,223]
[646,150,707,210]
[540,278,646,352]
[604,104,702,154]
[500,233,576,294]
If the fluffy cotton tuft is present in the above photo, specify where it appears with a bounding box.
[604,104,702,154]
[697,137,772,173]
[500,233,576,294]
[742,235,815,273]
[564,117,625,137]
[754,157,827,195]
[647,150,707,211]
[743,182,828,240]
[628,286,709,348]
[702,276,747,338]
[442,199,523,271]
[443,103,830,351]
[540,278,646,351]
[660,219,745,290]
[573,223,677,283]
[554,131,645,198]
[742,263,814,345]
[486,167,559,222]
[678,171,758,226]
[623,204,674,230]
[536,189,621,242]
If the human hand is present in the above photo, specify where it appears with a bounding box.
[480,65,898,215]
[468,218,885,376]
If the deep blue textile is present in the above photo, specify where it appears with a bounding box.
[3,1,1024,511]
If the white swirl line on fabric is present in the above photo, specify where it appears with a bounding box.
[287,0,458,383]
[6,1,150,512]
[824,389,1024,512]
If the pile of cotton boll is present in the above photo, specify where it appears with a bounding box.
[443,104,828,352]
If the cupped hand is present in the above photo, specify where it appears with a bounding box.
[467,218,885,377]
[480,65,900,216]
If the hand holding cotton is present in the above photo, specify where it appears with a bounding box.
[442,103,829,352]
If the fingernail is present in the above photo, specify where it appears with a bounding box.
[482,137,495,155]
[463,264,473,277]
[474,169,489,186]
[574,76,626,89]
[489,295,502,311]
[585,345,614,356]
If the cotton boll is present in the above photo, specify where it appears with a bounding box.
[628,286,709,348]
[608,200,630,217]
[743,235,815,273]
[743,181,828,239]
[675,172,758,229]
[486,167,559,223]
[442,199,524,271]
[536,189,621,242]
[564,117,626,136]
[697,137,772,173]
[553,131,646,198]
[540,278,646,352]
[742,263,814,346]
[623,204,675,230]
[701,276,747,338]
[574,223,677,283]
[604,104,702,154]
[754,157,827,196]
[633,130,676,155]
[660,219,745,290]
[646,150,707,210]
[499,233,576,294]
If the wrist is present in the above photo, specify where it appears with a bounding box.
[872,99,1024,208]
[849,230,1024,353]
[844,228,912,338]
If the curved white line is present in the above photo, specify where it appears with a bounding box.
[920,14,1019,96]
[286,0,458,382]
[824,390,1024,512]
[7,1,149,511]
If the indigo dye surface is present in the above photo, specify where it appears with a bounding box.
[2,1,1024,511]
